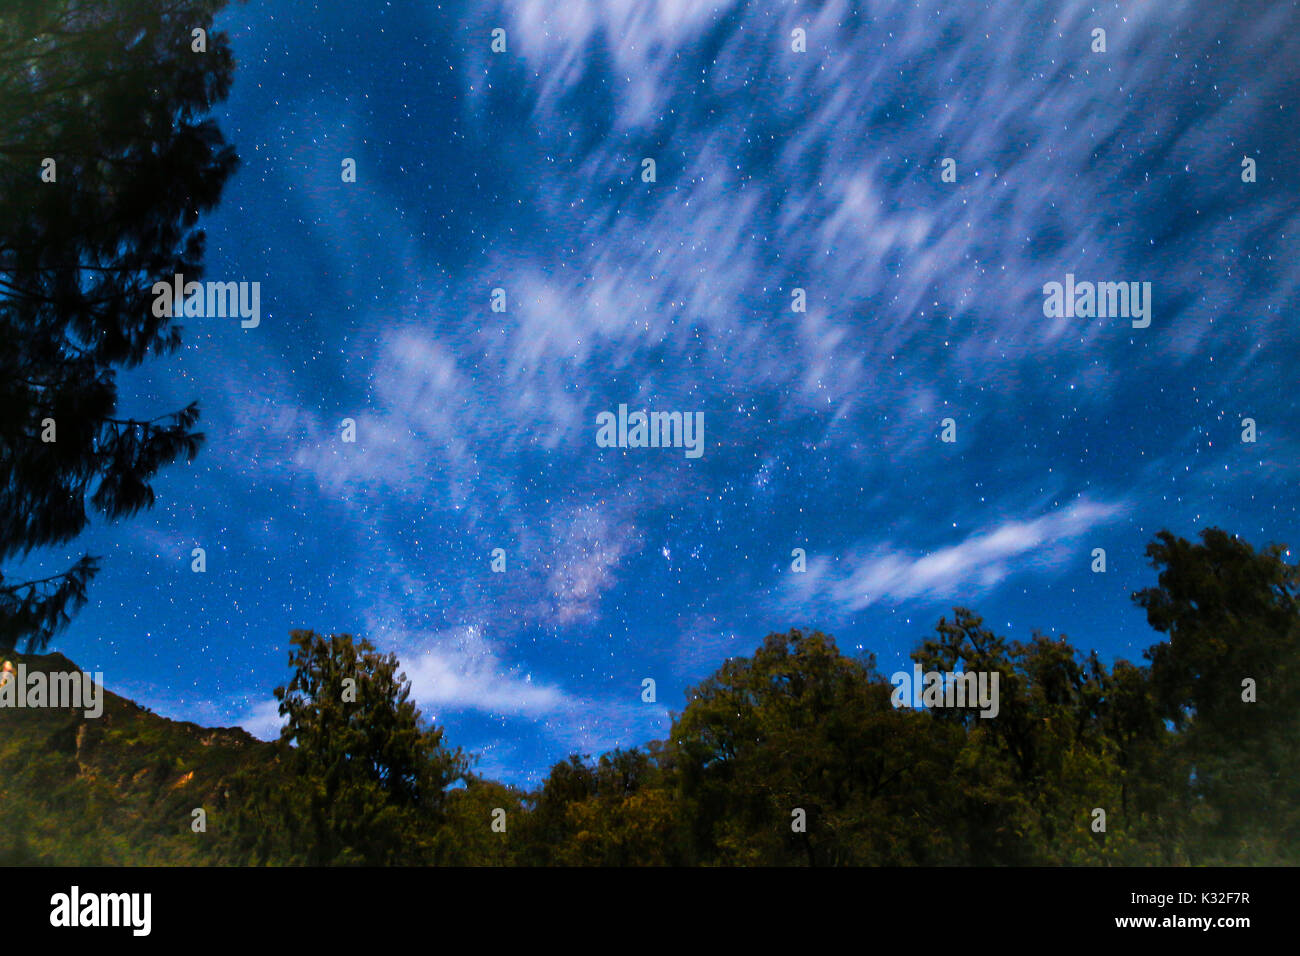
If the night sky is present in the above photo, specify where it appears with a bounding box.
[22,0,1300,785]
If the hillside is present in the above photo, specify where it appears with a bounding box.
[0,651,280,865]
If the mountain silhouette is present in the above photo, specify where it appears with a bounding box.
[0,651,274,864]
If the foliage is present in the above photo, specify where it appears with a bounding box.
[3,528,1296,866]
[0,0,241,651]
[231,630,469,865]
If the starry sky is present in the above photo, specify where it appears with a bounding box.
[21,0,1300,785]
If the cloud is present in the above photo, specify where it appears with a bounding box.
[233,623,573,736]
[789,497,1129,613]
[234,623,667,765]
[380,624,570,718]
[237,697,284,741]
[482,0,743,132]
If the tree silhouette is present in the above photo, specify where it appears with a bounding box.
[268,631,468,865]
[0,0,241,650]
[1134,528,1300,862]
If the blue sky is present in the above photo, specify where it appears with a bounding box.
[24,0,1300,785]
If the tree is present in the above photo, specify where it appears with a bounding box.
[0,0,241,651]
[913,608,1184,864]
[520,748,686,866]
[1134,528,1300,862]
[516,753,598,865]
[669,629,964,865]
[556,786,683,866]
[266,630,467,865]
[431,774,528,866]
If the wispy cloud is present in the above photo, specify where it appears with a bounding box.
[788,498,1129,613]
[388,624,570,718]
[237,697,284,741]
